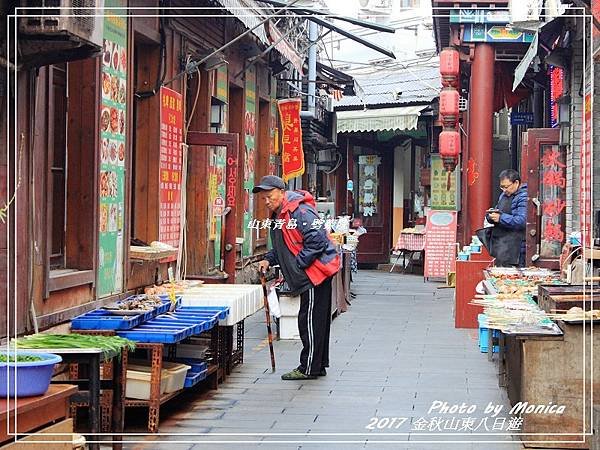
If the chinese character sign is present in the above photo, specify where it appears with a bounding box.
[540,145,566,258]
[159,87,183,250]
[549,66,563,128]
[277,98,305,181]
[431,155,460,211]
[98,0,127,298]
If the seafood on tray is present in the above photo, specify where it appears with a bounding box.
[144,280,203,295]
[104,294,164,312]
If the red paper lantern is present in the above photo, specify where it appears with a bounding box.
[439,87,460,124]
[440,47,460,87]
[439,128,461,172]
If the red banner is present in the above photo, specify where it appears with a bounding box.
[159,87,183,249]
[424,210,458,279]
[278,98,305,181]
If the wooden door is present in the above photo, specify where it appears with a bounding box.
[352,147,392,264]
[187,132,239,281]
[523,128,563,269]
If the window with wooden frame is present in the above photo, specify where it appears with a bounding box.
[46,60,97,293]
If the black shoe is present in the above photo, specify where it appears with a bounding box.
[318,368,327,376]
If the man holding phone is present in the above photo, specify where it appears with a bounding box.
[484,169,527,267]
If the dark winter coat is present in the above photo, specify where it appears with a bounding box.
[488,183,527,266]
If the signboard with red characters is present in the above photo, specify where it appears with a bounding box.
[277,98,305,181]
[159,86,183,251]
[424,210,458,279]
[539,145,566,258]
[549,66,563,128]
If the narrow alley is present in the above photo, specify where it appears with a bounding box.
[132,271,523,449]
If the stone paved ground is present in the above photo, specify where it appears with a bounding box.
[125,271,524,450]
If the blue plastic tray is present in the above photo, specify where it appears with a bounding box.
[71,296,181,331]
[176,358,207,373]
[176,306,229,321]
[117,329,189,344]
[163,313,218,331]
[71,310,145,331]
[149,318,207,335]
[117,321,195,343]
[184,369,208,388]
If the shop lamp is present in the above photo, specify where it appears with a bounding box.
[211,103,225,132]
[558,95,570,147]
[439,47,460,87]
[439,87,460,125]
[439,129,461,172]
[558,95,571,125]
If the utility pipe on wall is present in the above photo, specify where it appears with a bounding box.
[300,20,318,119]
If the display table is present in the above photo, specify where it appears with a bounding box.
[0,384,77,447]
[391,231,425,273]
[23,348,125,450]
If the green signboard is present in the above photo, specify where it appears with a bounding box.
[430,155,460,211]
[243,66,256,257]
[449,9,510,24]
[463,24,535,43]
[98,0,127,297]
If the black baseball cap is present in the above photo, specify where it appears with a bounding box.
[252,175,286,193]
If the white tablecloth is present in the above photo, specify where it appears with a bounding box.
[180,284,263,326]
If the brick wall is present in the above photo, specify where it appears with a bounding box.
[566,35,583,234]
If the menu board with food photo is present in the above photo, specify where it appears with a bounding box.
[243,66,256,257]
[98,0,127,298]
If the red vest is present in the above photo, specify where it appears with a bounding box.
[277,191,340,286]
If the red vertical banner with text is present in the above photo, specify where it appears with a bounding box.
[424,210,458,279]
[277,98,305,181]
[580,87,592,248]
[159,87,183,251]
[539,145,567,257]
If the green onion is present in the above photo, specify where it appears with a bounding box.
[0,354,45,363]
[12,334,136,359]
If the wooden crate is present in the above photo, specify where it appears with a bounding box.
[519,323,600,448]
[1,419,74,449]
[538,285,596,313]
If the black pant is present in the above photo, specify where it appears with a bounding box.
[298,277,332,376]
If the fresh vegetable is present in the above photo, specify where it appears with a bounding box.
[0,354,44,363]
[13,333,136,358]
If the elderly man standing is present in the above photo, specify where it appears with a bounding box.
[253,175,340,380]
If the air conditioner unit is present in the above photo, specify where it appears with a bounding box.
[19,0,104,66]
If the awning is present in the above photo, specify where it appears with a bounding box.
[336,106,427,133]
[216,0,304,73]
[216,0,271,45]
